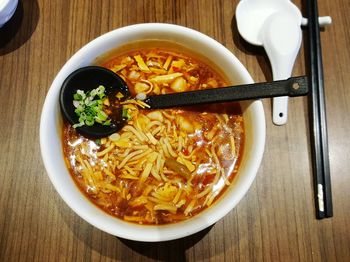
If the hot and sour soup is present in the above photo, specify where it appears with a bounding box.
[62,46,245,225]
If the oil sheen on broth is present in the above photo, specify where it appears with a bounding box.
[62,45,245,225]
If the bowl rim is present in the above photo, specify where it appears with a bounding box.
[40,23,265,242]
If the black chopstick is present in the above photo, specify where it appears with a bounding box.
[306,0,333,219]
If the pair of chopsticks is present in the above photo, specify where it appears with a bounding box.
[306,0,333,219]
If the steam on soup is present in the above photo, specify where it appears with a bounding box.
[62,46,244,225]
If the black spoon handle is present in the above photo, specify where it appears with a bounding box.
[145,76,308,109]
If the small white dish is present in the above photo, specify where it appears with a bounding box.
[0,0,18,27]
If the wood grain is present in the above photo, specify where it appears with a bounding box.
[1,0,349,261]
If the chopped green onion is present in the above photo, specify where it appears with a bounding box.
[103,119,111,126]
[95,139,101,146]
[72,85,111,128]
[122,107,131,120]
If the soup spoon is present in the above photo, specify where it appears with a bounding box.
[60,66,308,138]
[236,0,302,125]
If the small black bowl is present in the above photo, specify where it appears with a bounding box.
[59,66,130,138]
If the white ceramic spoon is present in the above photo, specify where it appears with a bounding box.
[236,0,302,125]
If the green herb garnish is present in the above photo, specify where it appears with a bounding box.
[95,139,101,146]
[122,107,131,120]
[72,85,111,128]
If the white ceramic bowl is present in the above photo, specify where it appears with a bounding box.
[40,23,265,242]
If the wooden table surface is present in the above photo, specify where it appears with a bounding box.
[1,0,349,261]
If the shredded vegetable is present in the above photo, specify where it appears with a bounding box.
[63,48,244,225]
[72,85,111,128]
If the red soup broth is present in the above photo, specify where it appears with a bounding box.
[62,45,245,225]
